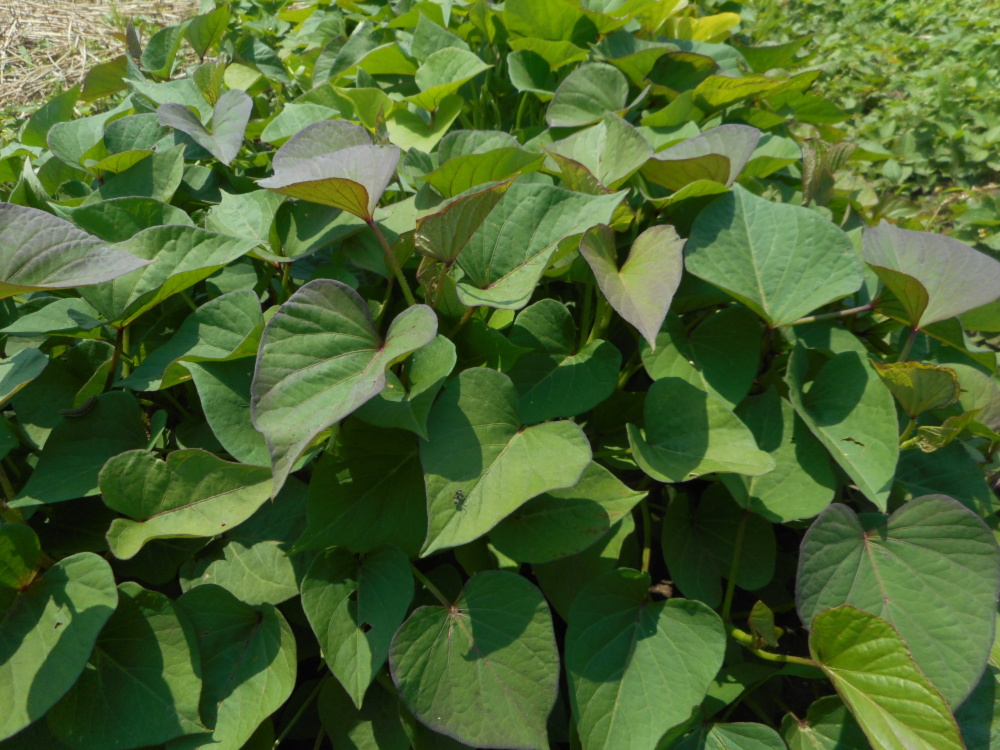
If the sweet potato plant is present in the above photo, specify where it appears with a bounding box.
[1,1,1000,749]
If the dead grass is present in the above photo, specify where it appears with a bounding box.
[0,0,200,109]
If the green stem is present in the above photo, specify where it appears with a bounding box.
[639,500,652,574]
[103,326,125,393]
[897,326,919,362]
[0,463,23,524]
[368,220,416,307]
[721,509,750,622]
[515,92,529,131]
[449,306,475,338]
[411,564,452,607]
[120,326,131,379]
[587,295,613,344]
[579,283,593,351]
[616,351,644,390]
[899,417,917,444]
[727,624,822,670]
[273,676,326,748]
[784,303,874,326]
[311,726,327,750]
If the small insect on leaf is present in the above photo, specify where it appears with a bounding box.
[453,489,466,509]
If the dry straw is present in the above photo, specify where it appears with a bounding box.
[0,0,199,108]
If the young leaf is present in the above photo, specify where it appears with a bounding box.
[47,582,206,749]
[641,124,761,191]
[251,280,437,494]
[102,449,273,559]
[566,569,726,750]
[809,605,964,750]
[674,722,787,750]
[780,695,870,750]
[302,546,413,708]
[419,367,592,555]
[172,585,296,750]
[390,571,559,750]
[414,179,513,265]
[546,62,629,127]
[407,48,491,111]
[863,221,1000,328]
[579,223,685,348]
[0,203,150,299]
[872,360,961,417]
[546,114,653,189]
[257,120,401,220]
[797,495,1000,708]
[628,377,775,482]
[785,346,898,510]
[684,185,864,327]
[0,549,118,741]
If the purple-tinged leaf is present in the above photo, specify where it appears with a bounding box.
[157,89,252,165]
[641,124,761,191]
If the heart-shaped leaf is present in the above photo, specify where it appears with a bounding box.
[121,290,263,391]
[863,221,1000,328]
[188,358,270,466]
[420,367,592,556]
[676,723,787,750]
[79,224,260,326]
[642,124,761,191]
[490,462,646,563]
[0,203,150,299]
[809,605,964,750]
[872,361,961,417]
[390,571,559,750]
[423,146,544,199]
[546,63,629,127]
[171,584,296,750]
[296,422,427,557]
[780,696,869,750]
[797,495,1000,707]
[786,346,899,510]
[628,377,775,482]
[407,48,491,111]
[102,449,273,560]
[47,582,206,749]
[0,546,118,741]
[507,299,622,423]
[302,546,413,708]
[579,223,685,348]
[684,185,864,327]
[257,120,401,220]
[0,349,48,409]
[414,179,513,265]
[455,182,625,309]
[546,114,653,189]
[157,89,252,165]
[251,280,437,494]
[566,569,726,750]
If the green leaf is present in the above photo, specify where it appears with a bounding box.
[187,358,270,466]
[722,388,837,522]
[257,120,401,220]
[302,546,413,708]
[872,360,960,417]
[185,5,230,58]
[407,48,491,111]
[390,571,559,750]
[122,290,263,391]
[423,145,544,199]
[0,551,117,741]
[507,50,556,98]
[546,114,653,189]
[296,422,427,557]
[386,95,465,153]
[956,664,1000,750]
[490,462,646,563]
[58,196,193,242]
[251,280,437,493]
[506,298,622,423]
[47,582,205,749]
[579,223,684,348]
[675,722,788,750]
[785,346,898,509]
[455,182,625,309]
[642,124,761,191]
[204,189,286,243]
[864,221,1000,328]
[141,22,188,78]
[355,335,457,439]
[158,89,251,165]
[414,180,513,265]
[797,495,1000,707]
[895,443,998,518]
[79,224,260,326]
[628,377,775,483]
[504,0,598,45]
[318,677,410,750]
[170,585,296,750]
[685,186,864,327]
[546,63,629,127]
[102,449,273,560]
[661,487,775,607]
[0,203,150,299]
[780,696,870,750]
[89,144,186,203]
[809,605,964,750]
[420,367,592,555]
[12,391,148,508]
[566,569,726,750]
[0,348,48,408]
